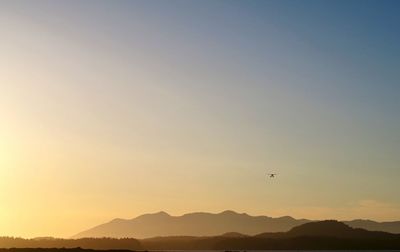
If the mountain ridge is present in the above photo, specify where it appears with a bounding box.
[73,210,400,239]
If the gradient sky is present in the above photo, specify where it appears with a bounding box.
[1,0,399,238]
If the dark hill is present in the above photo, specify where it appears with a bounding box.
[287,220,354,237]
[256,220,398,239]
[289,220,398,239]
[142,221,400,250]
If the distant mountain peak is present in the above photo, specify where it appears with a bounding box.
[277,215,296,220]
[155,211,170,216]
[110,218,126,223]
[135,211,170,219]
[220,210,239,215]
[220,232,248,237]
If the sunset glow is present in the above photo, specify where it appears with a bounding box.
[0,0,399,238]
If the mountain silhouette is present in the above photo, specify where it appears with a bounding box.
[73,210,309,238]
[256,220,399,239]
[73,210,400,238]
[344,219,400,233]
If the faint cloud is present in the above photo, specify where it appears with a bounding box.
[269,199,400,221]
[346,199,400,221]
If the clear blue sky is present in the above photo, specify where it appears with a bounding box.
[0,0,399,238]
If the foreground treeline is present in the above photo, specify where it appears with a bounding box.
[143,236,400,250]
[2,235,400,250]
[0,249,131,252]
[0,238,142,250]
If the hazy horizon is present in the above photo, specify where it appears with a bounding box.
[5,209,400,239]
[1,0,399,238]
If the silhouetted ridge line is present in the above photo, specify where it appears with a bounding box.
[73,210,309,238]
[73,210,400,238]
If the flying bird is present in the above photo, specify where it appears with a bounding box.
[267,173,277,178]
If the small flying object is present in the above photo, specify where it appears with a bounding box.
[267,173,277,178]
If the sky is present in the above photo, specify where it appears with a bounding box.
[0,0,399,238]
